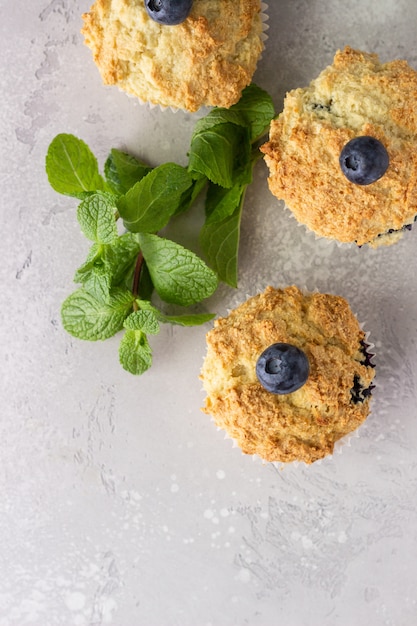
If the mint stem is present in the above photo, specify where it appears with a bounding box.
[132,251,144,305]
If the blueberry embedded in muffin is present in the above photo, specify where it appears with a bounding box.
[261,47,417,247]
[201,286,376,464]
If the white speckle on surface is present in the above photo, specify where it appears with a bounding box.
[64,591,86,612]
[216,470,226,480]
[204,509,214,520]
[237,568,251,583]
[170,483,180,493]
[301,536,314,549]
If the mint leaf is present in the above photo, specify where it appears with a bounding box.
[118,163,193,233]
[158,312,215,326]
[188,123,251,188]
[229,84,276,141]
[82,264,112,303]
[174,175,207,216]
[137,233,218,306]
[61,288,134,340]
[73,243,103,284]
[205,181,247,224]
[104,149,152,195]
[119,330,152,375]
[73,233,142,299]
[200,184,247,288]
[124,309,160,334]
[77,192,118,244]
[137,300,215,326]
[102,233,141,286]
[190,109,246,135]
[46,134,108,199]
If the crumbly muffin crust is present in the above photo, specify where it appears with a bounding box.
[261,47,417,247]
[82,0,264,112]
[201,286,375,464]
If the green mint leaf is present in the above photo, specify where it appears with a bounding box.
[46,134,108,199]
[119,330,152,375]
[73,243,103,284]
[118,163,193,233]
[76,192,118,244]
[174,175,207,216]
[137,300,215,327]
[102,233,141,287]
[200,184,247,288]
[124,310,160,334]
[61,288,134,341]
[73,233,142,298]
[188,123,251,188]
[190,108,247,135]
[104,149,152,195]
[82,264,112,303]
[228,84,276,142]
[137,233,218,306]
[158,312,215,326]
[205,181,246,224]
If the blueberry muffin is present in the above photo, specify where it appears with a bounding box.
[201,286,375,464]
[261,47,417,247]
[81,0,266,111]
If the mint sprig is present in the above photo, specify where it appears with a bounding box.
[45,84,275,375]
[190,83,275,286]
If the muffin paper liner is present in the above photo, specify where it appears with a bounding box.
[280,202,415,249]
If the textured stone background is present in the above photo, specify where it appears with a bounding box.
[1,1,417,624]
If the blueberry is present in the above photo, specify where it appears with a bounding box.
[144,0,192,25]
[339,136,389,185]
[256,343,310,395]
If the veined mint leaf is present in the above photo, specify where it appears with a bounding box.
[205,182,246,224]
[73,233,142,299]
[200,184,247,288]
[174,175,207,216]
[82,264,112,303]
[230,84,276,141]
[77,192,118,244]
[124,310,160,335]
[118,163,193,233]
[137,300,215,327]
[191,109,246,135]
[137,233,218,306]
[104,149,152,195]
[61,288,134,341]
[46,134,108,199]
[119,330,152,375]
[73,243,102,284]
[188,123,251,189]
[102,232,141,286]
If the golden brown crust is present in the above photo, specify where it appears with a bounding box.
[81,0,264,111]
[201,286,375,464]
[261,47,417,246]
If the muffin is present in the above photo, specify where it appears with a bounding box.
[201,286,375,464]
[81,0,266,112]
[261,47,417,247]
